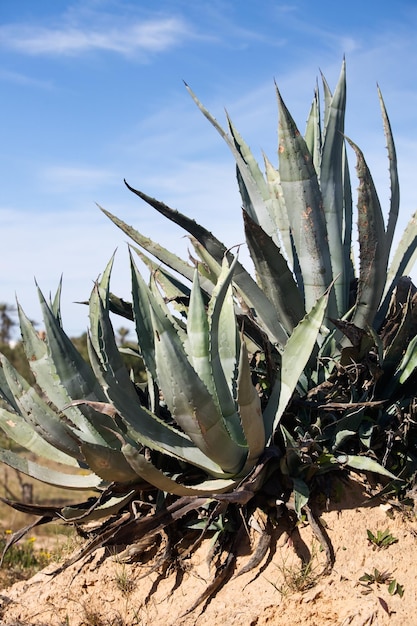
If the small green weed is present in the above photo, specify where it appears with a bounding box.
[114,563,136,597]
[359,567,392,585]
[0,531,51,586]
[266,544,322,596]
[359,568,404,597]
[388,579,405,597]
[366,528,398,549]
[48,530,82,563]
[281,559,319,594]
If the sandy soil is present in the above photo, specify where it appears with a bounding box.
[1,478,416,626]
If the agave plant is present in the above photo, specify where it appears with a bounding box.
[1,60,417,610]
[0,253,333,609]
[111,61,417,346]
[105,59,417,489]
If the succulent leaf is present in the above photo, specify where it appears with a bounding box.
[334,454,398,481]
[129,251,158,380]
[149,291,246,475]
[122,443,239,495]
[378,86,399,253]
[396,333,417,384]
[383,209,417,306]
[187,269,213,392]
[243,210,304,333]
[320,59,348,314]
[276,85,334,315]
[293,477,309,518]
[226,113,280,245]
[236,338,265,466]
[100,205,202,291]
[19,295,117,447]
[50,275,63,325]
[263,288,330,442]
[121,184,289,348]
[0,448,102,489]
[0,355,84,459]
[263,155,294,270]
[304,82,322,175]
[0,406,80,466]
[185,84,273,238]
[61,491,137,522]
[0,361,20,414]
[207,255,245,444]
[87,284,225,475]
[131,245,192,314]
[347,138,388,329]
[80,441,140,483]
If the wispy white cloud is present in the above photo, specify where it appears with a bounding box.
[40,165,118,191]
[0,68,54,89]
[0,16,191,58]
[3,1,417,339]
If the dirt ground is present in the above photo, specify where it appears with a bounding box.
[1,477,416,626]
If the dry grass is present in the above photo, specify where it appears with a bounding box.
[0,462,92,588]
[264,541,323,597]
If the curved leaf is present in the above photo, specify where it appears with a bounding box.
[19,296,115,447]
[335,454,399,481]
[263,288,330,441]
[0,406,80,466]
[0,448,102,489]
[320,60,348,315]
[122,184,288,349]
[129,251,158,380]
[150,296,245,475]
[80,441,140,483]
[263,155,294,271]
[87,283,226,476]
[122,444,239,495]
[276,85,334,314]
[61,491,136,522]
[207,255,245,444]
[304,82,322,175]
[236,339,265,466]
[0,355,83,460]
[243,210,304,333]
[187,269,213,392]
[100,204,202,289]
[185,84,275,242]
[383,209,417,305]
[347,138,388,330]
[396,333,417,384]
[226,113,280,245]
[378,86,399,253]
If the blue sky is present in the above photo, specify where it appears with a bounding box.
[2,0,417,338]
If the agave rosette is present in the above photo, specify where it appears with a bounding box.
[105,61,417,351]
[0,61,416,591]
[0,239,332,531]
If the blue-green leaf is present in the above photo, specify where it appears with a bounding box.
[0,406,79,466]
[0,448,102,490]
[276,85,334,315]
[150,297,245,474]
[293,477,309,518]
[347,138,388,330]
[334,454,399,481]
[123,444,239,495]
[320,60,348,315]
[263,289,329,441]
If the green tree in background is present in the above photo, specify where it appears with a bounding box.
[0,303,17,344]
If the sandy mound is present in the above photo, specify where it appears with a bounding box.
[1,479,416,626]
